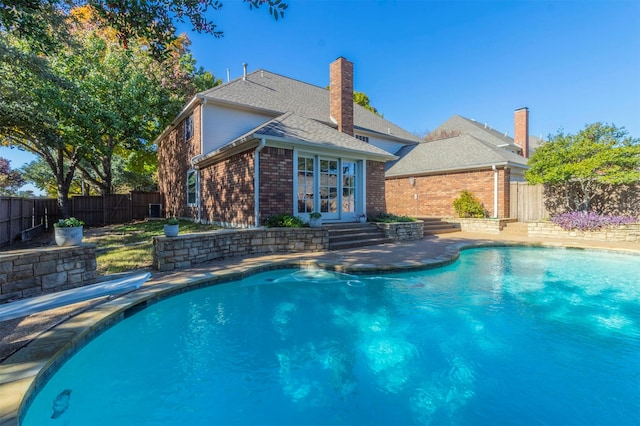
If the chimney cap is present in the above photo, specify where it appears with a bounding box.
[514,106,529,112]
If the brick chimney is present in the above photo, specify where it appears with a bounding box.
[514,107,529,158]
[330,57,354,136]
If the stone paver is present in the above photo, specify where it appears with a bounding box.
[0,232,638,425]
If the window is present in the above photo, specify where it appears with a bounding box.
[355,134,369,143]
[187,169,198,206]
[184,114,194,141]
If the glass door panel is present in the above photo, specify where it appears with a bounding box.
[319,158,339,219]
[296,156,314,215]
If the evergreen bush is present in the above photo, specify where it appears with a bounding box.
[453,190,487,218]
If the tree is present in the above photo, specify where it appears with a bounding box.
[1,0,287,59]
[525,123,640,212]
[353,91,381,116]
[0,157,25,195]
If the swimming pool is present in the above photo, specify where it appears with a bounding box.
[22,247,640,425]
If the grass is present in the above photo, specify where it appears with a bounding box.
[83,220,221,274]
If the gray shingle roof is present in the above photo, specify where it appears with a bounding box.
[386,134,529,177]
[254,113,396,159]
[198,70,422,144]
[430,115,521,150]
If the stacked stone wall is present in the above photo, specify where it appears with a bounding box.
[153,228,329,271]
[528,222,640,242]
[0,245,98,303]
[444,218,516,234]
[375,221,424,241]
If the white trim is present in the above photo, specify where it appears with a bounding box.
[186,169,199,207]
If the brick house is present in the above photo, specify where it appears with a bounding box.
[385,110,531,218]
[156,57,421,227]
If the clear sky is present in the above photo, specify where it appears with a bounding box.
[3,0,639,193]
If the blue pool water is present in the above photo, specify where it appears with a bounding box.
[23,247,640,425]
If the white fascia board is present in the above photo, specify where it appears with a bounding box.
[260,134,398,162]
[152,95,202,145]
[385,161,528,179]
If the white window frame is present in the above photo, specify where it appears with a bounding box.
[186,169,198,206]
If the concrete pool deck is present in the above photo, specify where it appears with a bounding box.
[1,231,639,425]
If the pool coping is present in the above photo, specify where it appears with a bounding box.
[1,236,639,425]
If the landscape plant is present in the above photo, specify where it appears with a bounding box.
[264,213,306,228]
[453,190,487,218]
[526,123,640,213]
[551,211,636,231]
[370,213,416,223]
[54,217,84,228]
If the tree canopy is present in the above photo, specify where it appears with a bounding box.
[525,123,640,212]
[1,0,284,213]
[0,157,25,195]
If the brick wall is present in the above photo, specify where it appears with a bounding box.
[259,147,294,224]
[0,245,98,303]
[157,106,201,218]
[366,160,387,216]
[200,149,256,227]
[152,228,329,271]
[386,168,511,218]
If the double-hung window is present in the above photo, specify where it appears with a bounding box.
[184,114,194,141]
[187,169,198,206]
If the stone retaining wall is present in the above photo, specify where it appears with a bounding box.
[0,245,98,303]
[375,221,424,241]
[528,222,640,242]
[153,227,329,272]
[444,218,516,234]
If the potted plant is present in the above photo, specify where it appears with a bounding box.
[54,217,84,246]
[357,214,367,223]
[309,212,322,228]
[164,217,180,237]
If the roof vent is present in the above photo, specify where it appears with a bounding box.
[242,63,247,80]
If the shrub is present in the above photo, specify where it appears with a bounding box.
[264,213,306,228]
[551,211,636,231]
[165,217,179,225]
[54,217,84,228]
[453,190,487,218]
[370,213,416,223]
[310,212,322,219]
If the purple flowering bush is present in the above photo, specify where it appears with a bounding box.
[551,211,637,231]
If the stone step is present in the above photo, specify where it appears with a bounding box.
[416,217,461,235]
[325,222,392,250]
[501,222,529,236]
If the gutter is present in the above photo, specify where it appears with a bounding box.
[254,138,266,227]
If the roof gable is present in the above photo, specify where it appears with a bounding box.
[431,115,521,151]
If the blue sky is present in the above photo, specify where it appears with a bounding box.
[3,0,639,193]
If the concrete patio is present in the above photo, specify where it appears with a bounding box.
[1,231,638,425]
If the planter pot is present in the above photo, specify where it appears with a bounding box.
[164,224,179,237]
[309,218,322,228]
[358,216,367,223]
[54,226,83,246]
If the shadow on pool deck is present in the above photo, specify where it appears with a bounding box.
[0,232,638,425]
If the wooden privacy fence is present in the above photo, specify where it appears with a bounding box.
[510,182,549,222]
[0,192,161,247]
[0,197,58,247]
[70,191,162,226]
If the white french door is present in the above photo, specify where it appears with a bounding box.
[296,154,361,221]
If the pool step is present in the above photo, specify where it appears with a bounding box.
[416,217,461,235]
[325,223,393,250]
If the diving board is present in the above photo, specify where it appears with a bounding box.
[0,272,151,322]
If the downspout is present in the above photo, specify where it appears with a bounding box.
[197,101,206,223]
[254,138,266,227]
[492,165,498,218]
